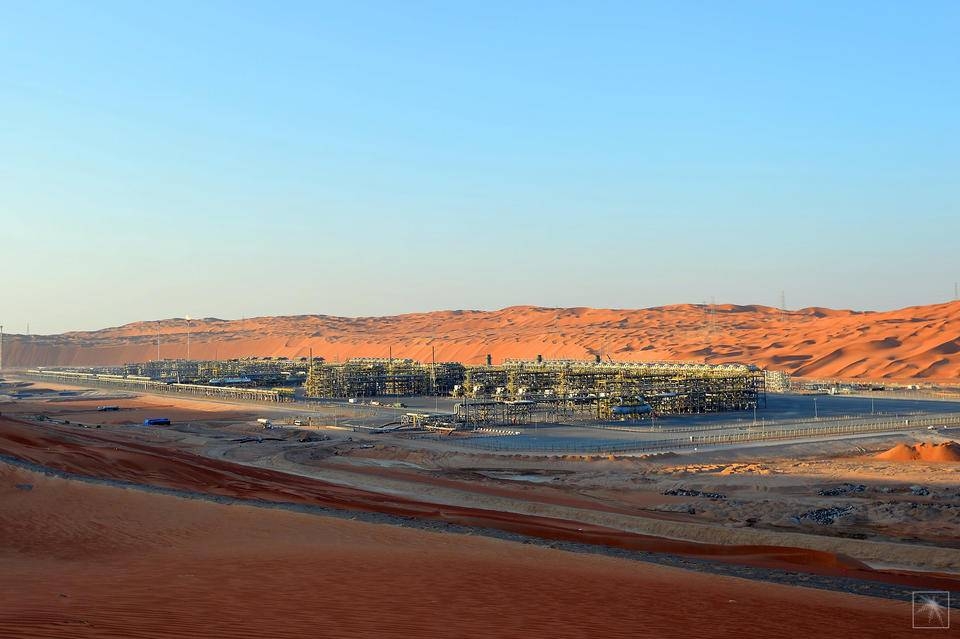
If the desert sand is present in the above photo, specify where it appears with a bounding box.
[0,416,898,576]
[2,388,959,638]
[875,441,960,462]
[4,300,960,379]
[1,461,929,639]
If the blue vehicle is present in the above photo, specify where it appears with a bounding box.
[143,417,171,426]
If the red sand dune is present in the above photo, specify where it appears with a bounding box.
[875,440,960,462]
[5,301,960,379]
[1,416,958,594]
[1,463,927,639]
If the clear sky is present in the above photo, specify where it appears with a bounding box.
[2,1,958,334]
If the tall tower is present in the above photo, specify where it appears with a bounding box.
[0,324,4,372]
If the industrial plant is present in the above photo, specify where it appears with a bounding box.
[25,354,766,427]
[304,357,765,419]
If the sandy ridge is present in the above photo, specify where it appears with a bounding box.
[5,301,960,379]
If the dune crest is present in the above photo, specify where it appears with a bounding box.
[4,300,960,380]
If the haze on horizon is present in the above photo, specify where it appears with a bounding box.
[2,2,958,334]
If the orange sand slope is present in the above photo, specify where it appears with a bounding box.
[6,300,960,379]
[0,464,926,639]
[2,417,958,594]
[875,441,960,462]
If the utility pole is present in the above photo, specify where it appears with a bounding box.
[185,315,191,360]
[0,324,4,372]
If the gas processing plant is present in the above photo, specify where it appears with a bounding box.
[26,355,766,428]
[304,357,765,421]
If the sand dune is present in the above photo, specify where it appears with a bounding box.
[875,441,960,462]
[0,463,928,639]
[2,416,959,594]
[4,300,960,379]
[0,417,869,574]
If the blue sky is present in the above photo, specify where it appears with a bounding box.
[2,1,958,333]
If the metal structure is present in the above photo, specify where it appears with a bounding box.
[764,369,791,392]
[25,355,766,428]
[306,357,764,420]
[457,359,765,418]
[25,369,286,402]
[305,358,465,398]
[121,357,311,386]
